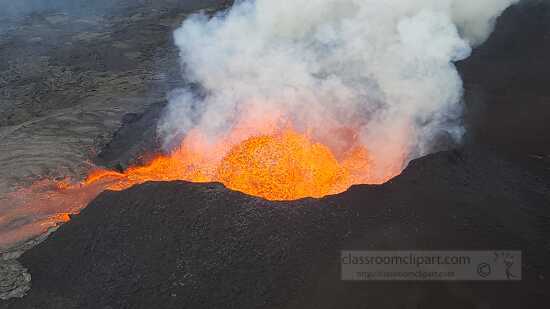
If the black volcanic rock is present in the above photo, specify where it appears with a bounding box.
[2,147,549,309]
[94,101,166,171]
[457,0,550,158]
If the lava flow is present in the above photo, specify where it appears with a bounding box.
[1,122,404,248]
[83,127,383,201]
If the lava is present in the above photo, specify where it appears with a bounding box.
[217,130,351,200]
[82,127,380,200]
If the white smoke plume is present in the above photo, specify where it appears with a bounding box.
[159,0,519,181]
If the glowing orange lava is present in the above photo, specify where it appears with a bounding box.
[217,130,349,200]
[82,128,376,200]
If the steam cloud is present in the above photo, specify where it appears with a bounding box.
[159,0,519,180]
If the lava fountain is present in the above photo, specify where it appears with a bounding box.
[83,124,399,201]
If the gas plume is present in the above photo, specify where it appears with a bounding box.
[159,0,519,179]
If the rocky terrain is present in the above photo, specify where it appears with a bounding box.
[0,0,231,301]
[0,0,549,308]
[0,0,231,201]
[458,0,550,164]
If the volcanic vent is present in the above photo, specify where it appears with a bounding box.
[85,122,397,201]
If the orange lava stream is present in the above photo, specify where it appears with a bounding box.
[1,125,402,248]
[83,128,375,200]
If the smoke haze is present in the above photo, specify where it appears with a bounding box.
[159,0,519,180]
[0,0,115,17]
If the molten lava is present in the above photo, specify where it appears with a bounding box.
[217,130,349,200]
[82,128,375,200]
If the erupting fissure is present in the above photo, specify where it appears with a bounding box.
[82,126,390,201]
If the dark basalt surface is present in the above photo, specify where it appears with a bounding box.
[1,147,549,308]
[0,0,232,127]
[0,0,233,199]
[457,0,550,162]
